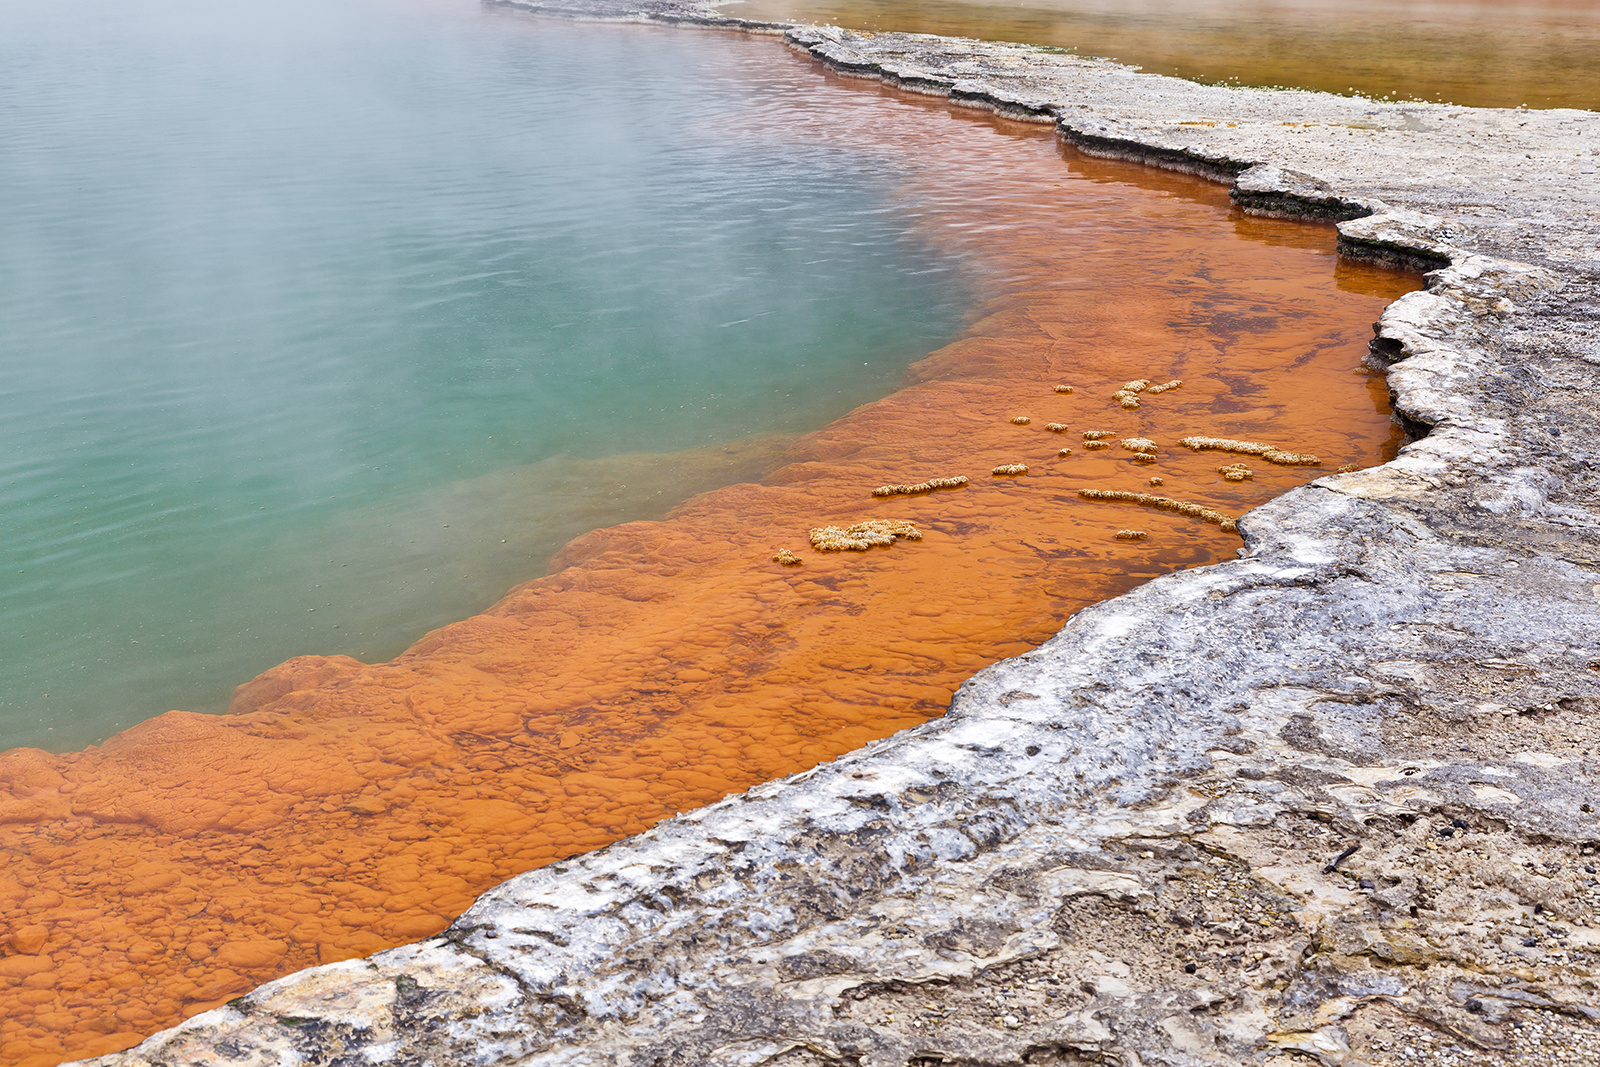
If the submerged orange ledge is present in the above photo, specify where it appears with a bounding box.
[0,49,1417,1066]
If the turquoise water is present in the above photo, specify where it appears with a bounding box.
[0,0,971,751]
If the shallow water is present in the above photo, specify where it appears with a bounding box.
[731,0,1600,110]
[0,30,1419,1062]
[0,0,973,752]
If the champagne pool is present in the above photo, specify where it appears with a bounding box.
[0,0,972,752]
[0,1,1428,1062]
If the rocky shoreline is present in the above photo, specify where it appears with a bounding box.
[82,3,1600,1065]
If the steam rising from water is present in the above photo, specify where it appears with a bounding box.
[0,0,971,750]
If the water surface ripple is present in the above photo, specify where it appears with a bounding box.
[0,0,972,751]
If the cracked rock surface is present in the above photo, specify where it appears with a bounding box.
[80,3,1600,1065]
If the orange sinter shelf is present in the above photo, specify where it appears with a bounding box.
[0,42,1418,1066]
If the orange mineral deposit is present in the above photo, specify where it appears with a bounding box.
[0,40,1418,1067]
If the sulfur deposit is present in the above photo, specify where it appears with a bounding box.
[870,475,968,497]
[990,463,1029,476]
[1008,415,1031,425]
[1078,487,1240,532]
[1261,448,1320,466]
[1113,528,1148,540]
[1053,384,1073,394]
[1043,422,1068,433]
[771,548,801,565]
[808,518,922,551]
[1178,435,1322,466]
[1217,461,1254,482]
[1081,429,1117,440]
[1121,437,1157,454]
[1145,378,1183,394]
[1111,378,1150,409]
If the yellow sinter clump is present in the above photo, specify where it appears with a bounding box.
[1082,430,1118,441]
[871,476,969,498]
[1145,379,1183,394]
[1078,488,1239,533]
[1177,436,1321,467]
[1148,476,1164,486]
[1010,416,1032,425]
[1111,378,1150,409]
[1261,449,1320,466]
[809,519,923,552]
[1122,438,1157,454]
[1083,441,1110,451]
[1217,462,1253,482]
[1178,435,1270,455]
[1054,384,1074,394]
[1336,463,1360,474]
[1114,529,1149,541]
[992,463,1029,476]
[772,549,802,566]
[1058,448,1073,457]
[1044,422,1069,433]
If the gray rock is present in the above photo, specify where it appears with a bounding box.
[80,2,1600,1065]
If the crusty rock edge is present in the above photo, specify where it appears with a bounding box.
[79,3,1600,1065]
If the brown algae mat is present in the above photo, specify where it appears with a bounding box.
[733,0,1600,110]
[0,42,1417,1066]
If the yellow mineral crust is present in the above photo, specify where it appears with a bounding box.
[1114,529,1148,540]
[1217,462,1253,482]
[1044,422,1069,433]
[1178,435,1270,455]
[1145,379,1183,394]
[1177,436,1321,467]
[1009,416,1032,425]
[772,549,802,566]
[809,519,923,552]
[1082,430,1118,441]
[1053,384,1073,394]
[991,463,1029,476]
[1261,449,1320,466]
[1058,448,1073,457]
[1122,438,1158,454]
[1148,476,1164,486]
[1111,378,1150,409]
[871,476,969,498]
[1078,488,1240,533]
[1083,441,1110,451]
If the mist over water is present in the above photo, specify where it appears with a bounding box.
[0,0,971,751]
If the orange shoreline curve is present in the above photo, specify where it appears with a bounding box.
[0,45,1419,1067]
